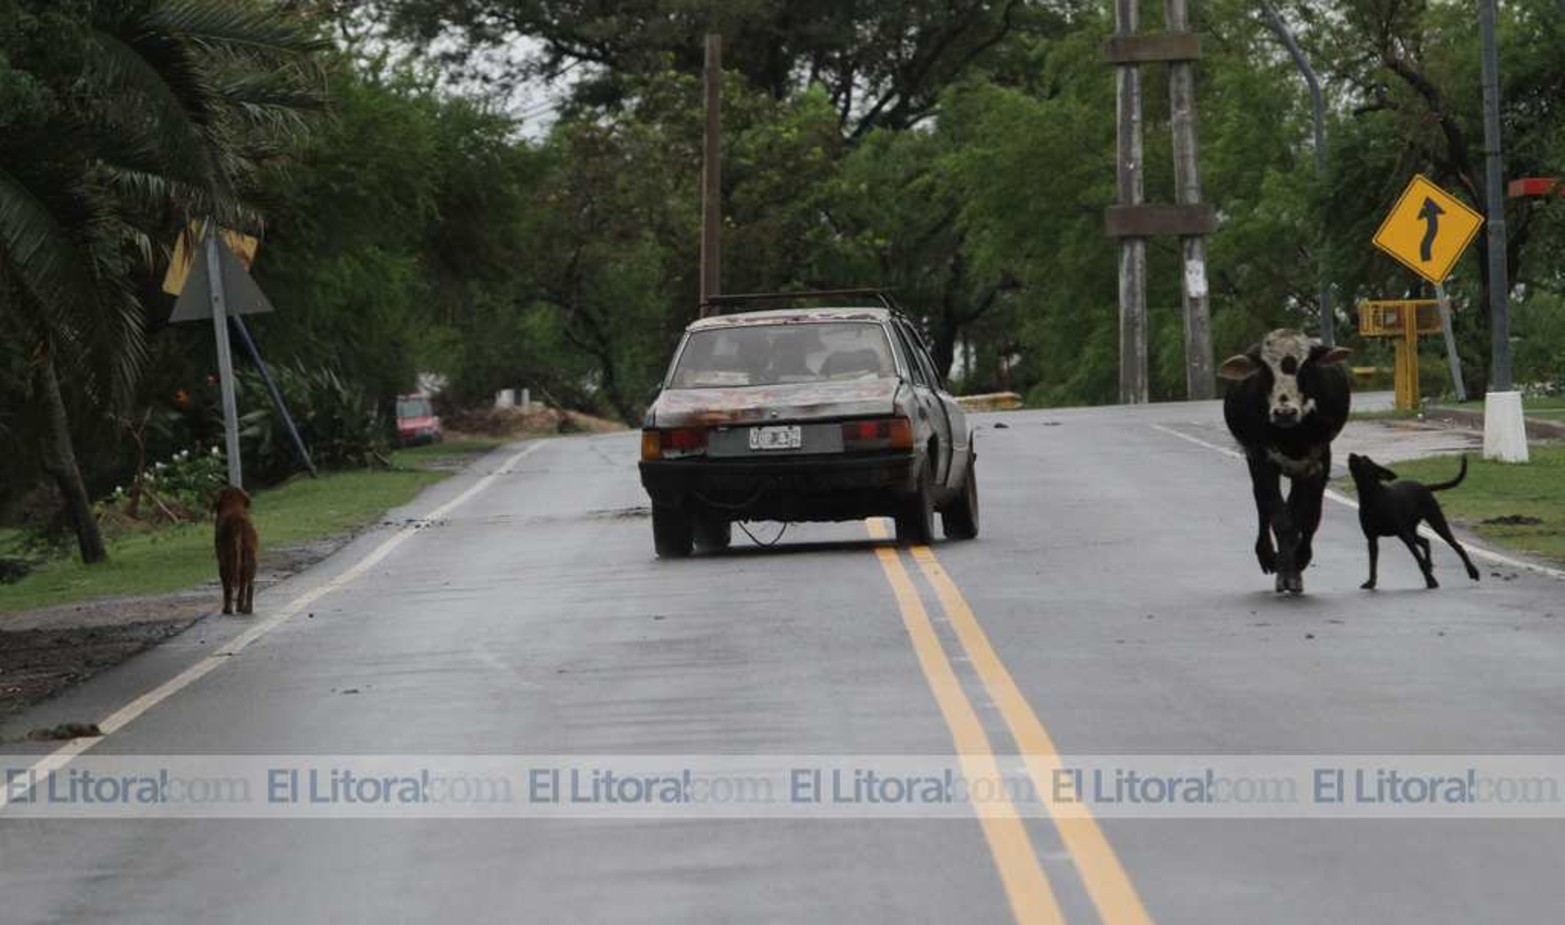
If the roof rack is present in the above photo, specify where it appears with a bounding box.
[700,288,904,315]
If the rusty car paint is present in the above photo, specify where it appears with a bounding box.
[685,307,891,332]
[650,378,904,428]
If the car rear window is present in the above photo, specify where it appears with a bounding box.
[670,322,895,389]
[397,398,433,418]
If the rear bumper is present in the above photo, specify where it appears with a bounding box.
[639,452,919,522]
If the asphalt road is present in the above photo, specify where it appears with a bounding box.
[4,398,1565,924]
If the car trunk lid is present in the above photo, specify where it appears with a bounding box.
[651,378,902,428]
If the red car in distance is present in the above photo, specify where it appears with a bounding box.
[395,394,443,446]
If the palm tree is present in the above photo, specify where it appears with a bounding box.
[0,0,326,562]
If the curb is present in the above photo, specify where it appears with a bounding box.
[1425,406,1565,441]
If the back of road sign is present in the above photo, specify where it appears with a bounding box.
[167,235,274,323]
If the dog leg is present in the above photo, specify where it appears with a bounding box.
[1400,532,1438,588]
[1424,507,1481,581]
[1361,536,1379,590]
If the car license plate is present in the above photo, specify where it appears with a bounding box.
[749,425,802,451]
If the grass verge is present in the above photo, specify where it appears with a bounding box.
[1370,446,1565,565]
[1441,396,1565,419]
[389,438,507,469]
[0,467,449,614]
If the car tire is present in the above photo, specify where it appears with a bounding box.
[693,515,732,552]
[895,463,936,547]
[943,455,979,540]
[652,505,694,558]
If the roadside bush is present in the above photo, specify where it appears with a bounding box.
[99,446,227,527]
[1512,291,1565,396]
[238,364,387,484]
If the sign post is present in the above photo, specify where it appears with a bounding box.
[205,231,243,488]
[1371,174,1524,460]
[165,223,278,488]
[1435,284,1466,403]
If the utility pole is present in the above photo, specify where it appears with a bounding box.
[1260,0,1334,348]
[1477,0,1526,462]
[699,33,722,317]
[1478,0,1510,392]
[1166,0,1214,399]
[1112,0,1148,404]
[1104,0,1216,403]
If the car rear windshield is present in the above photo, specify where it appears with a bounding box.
[669,322,895,389]
[397,398,432,418]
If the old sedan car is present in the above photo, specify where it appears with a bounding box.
[638,290,978,557]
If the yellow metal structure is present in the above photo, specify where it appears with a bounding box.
[1358,299,1439,411]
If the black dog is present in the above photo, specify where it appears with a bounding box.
[1347,453,1481,590]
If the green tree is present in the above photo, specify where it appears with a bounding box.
[0,0,325,561]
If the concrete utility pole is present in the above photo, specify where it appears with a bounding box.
[205,230,243,488]
[1260,0,1334,348]
[1112,0,1148,404]
[1478,0,1511,392]
[1477,0,1527,462]
[699,33,722,317]
[1104,0,1216,404]
[1166,0,1214,399]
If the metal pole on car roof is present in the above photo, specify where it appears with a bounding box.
[700,33,722,317]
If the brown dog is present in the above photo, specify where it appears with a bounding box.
[212,486,259,614]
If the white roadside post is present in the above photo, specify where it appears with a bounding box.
[1484,391,1529,462]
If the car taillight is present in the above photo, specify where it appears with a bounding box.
[641,427,708,460]
[841,417,913,451]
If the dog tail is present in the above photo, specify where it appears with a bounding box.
[1427,455,1468,492]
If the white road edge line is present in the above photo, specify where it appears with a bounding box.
[0,440,547,810]
[1149,422,1565,583]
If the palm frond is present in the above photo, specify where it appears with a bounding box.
[85,26,222,190]
[151,1,332,60]
[0,165,100,322]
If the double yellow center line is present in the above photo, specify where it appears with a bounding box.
[866,520,1152,925]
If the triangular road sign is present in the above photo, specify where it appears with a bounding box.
[168,233,275,323]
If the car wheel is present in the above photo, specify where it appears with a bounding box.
[895,463,936,546]
[652,504,694,558]
[942,455,979,540]
[693,514,732,552]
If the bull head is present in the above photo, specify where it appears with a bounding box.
[1218,329,1351,428]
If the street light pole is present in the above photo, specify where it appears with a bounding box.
[1260,0,1333,348]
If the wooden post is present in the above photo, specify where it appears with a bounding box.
[1166,0,1213,399]
[1113,0,1148,404]
[699,33,722,317]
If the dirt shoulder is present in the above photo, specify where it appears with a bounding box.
[0,531,359,717]
[0,409,628,722]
